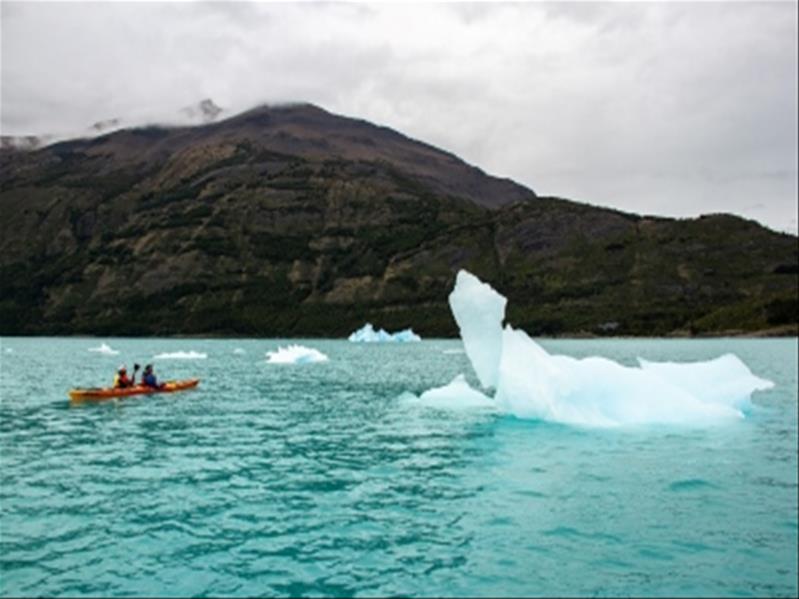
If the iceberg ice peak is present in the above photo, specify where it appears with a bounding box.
[348,323,421,343]
[448,270,506,389]
[441,269,773,427]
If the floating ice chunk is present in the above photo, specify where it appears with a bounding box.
[88,342,120,356]
[348,323,421,343]
[266,344,329,364]
[153,350,208,360]
[448,271,506,389]
[442,349,466,355]
[4,348,13,354]
[233,348,246,355]
[414,374,495,410]
[348,323,382,342]
[439,269,773,428]
[392,328,422,342]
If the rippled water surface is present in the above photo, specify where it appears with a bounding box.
[1,337,797,597]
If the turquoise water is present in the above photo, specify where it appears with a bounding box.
[1,337,796,597]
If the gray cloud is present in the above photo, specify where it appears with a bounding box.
[1,1,796,233]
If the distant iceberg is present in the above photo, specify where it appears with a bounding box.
[88,342,120,356]
[153,350,207,360]
[266,344,329,364]
[414,270,773,428]
[348,323,421,343]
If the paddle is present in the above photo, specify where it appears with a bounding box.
[132,363,140,385]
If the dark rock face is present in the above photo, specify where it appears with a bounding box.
[0,103,796,336]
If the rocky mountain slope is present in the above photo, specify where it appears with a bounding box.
[1,103,796,336]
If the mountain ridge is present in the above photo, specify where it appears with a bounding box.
[1,102,796,337]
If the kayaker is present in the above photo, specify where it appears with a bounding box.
[113,364,136,388]
[141,364,165,390]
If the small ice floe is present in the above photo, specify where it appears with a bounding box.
[266,344,329,364]
[4,347,14,354]
[233,348,247,355]
[348,323,421,343]
[442,349,466,355]
[152,350,208,360]
[88,342,120,355]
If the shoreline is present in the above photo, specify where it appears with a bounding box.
[1,326,797,341]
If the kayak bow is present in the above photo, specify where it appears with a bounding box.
[68,379,200,402]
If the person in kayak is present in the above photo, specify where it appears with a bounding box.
[141,364,165,390]
[113,364,138,388]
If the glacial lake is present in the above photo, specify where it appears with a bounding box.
[1,337,796,597]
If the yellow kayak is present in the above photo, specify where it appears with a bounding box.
[69,379,200,402]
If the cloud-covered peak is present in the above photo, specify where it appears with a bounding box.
[2,2,796,232]
[180,98,223,124]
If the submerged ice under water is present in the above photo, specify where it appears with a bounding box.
[426,270,774,427]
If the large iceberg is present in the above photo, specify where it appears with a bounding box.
[266,344,329,364]
[437,270,773,427]
[348,323,421,343]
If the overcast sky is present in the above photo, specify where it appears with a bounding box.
[2,1,797,233]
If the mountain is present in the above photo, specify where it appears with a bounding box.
[0,102,796,337]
